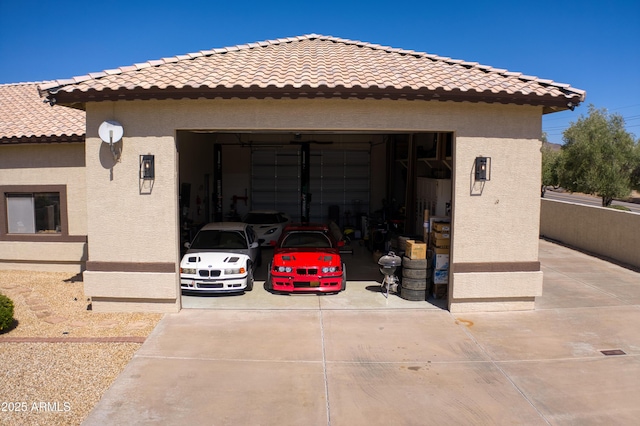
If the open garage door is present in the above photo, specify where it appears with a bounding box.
[251,148,370,225]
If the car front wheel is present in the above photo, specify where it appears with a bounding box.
[245,261,254,292]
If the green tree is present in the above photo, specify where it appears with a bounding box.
[632,142,640,191]
[540,132,562,197]
[560,105,638,206]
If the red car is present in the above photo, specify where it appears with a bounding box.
[267,223,346,293]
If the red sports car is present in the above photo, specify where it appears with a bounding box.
[267,223,346,293]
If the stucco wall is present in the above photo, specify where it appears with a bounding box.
[540,199,640,270]
[99,98,540,137]
[82,98,543,312]
[450,134,544,312]
[0,143,87,272]
[82,102,180,312]
[452,137,542,263]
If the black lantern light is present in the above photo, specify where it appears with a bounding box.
[140,155,155,180]
[475,156,491,181]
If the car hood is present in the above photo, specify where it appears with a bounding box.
[273,250,341,266]
[252,224,281,233]
[181,251,249,268]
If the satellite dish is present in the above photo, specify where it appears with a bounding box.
[98,120,124,144]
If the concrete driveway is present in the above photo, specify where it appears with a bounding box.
[83,239,640,425]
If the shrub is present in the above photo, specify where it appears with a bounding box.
[0,293,15,331]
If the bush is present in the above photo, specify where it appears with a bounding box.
[0,293,14,331]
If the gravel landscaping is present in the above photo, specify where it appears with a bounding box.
[0,270,162,425]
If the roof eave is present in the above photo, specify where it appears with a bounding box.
[46,86,584,110]
[0,134,85,145]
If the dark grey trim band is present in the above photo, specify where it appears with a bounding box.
[452,262,541,273]
[0,234,87,243]
[85,262,176,273]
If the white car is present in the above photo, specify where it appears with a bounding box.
[243,210,290,246]
[180,222,260,293]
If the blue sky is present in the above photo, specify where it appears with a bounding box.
[1,0,638,144]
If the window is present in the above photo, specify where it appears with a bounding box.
[0,185,83,242]
[6,192,61,234]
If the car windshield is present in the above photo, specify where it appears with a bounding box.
[190,230,248,250]
[281,231,331,248]
[244,213,282,224]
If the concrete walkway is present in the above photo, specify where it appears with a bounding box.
[83,240,640,425]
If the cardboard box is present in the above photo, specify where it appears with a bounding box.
[432,222,451,232]
[433,269,449,284]
[433,253,449,270]
[431,235,450,249]
[406,240,427,259]
[432,231,450,240]
[429,217,450,233]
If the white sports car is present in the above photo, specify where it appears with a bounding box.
[180,222,260,293]
[243,210,290,246]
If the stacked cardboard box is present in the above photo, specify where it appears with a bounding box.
[405,239,427,259]
[429,219,450,299]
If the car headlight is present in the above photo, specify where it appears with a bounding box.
[181,268,196,275]
[277,266,292,273]
[322,266,337,273]
[265,227,278,235]
[224,267,246,275]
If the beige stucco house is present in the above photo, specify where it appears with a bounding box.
[0,82,86,271]
[1,34,585,313]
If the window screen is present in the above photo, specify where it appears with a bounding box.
[6,193,60,234]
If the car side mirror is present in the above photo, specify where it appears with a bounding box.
[184,242,191,249]
[337,240,345,247]
[250,241,259,249]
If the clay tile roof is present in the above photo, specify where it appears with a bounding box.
[0,82,85,144]
[40,34,585,112]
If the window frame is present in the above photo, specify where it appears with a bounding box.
[0,185,83,242]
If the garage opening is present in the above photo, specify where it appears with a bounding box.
[176,130,452,307]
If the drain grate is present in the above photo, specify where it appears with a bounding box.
[601,349,626,356]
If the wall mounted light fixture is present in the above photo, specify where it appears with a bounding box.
[475,156,491,181]
[140,155,155,180]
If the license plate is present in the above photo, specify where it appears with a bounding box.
[310,281,320,287]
